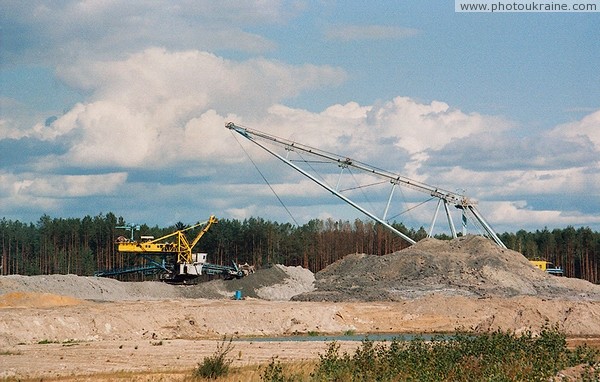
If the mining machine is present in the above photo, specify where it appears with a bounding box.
[96,215,244,283]
[226,122,506,248]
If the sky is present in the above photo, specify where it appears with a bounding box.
[1,0,599,237]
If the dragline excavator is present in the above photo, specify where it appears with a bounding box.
[226,122,507,248]
[95,215,244,284]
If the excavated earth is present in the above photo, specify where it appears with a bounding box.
[2,236,600,380]
[293,235,600,301]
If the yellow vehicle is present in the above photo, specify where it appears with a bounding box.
[529,260,564,276]
[97,215,244,283]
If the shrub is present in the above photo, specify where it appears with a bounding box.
[310,327,599,382]
[193,336,235,379]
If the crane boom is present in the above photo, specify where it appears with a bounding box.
[117,215,218,264]
[226,122,506,248]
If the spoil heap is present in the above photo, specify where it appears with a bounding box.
[293,235,600,302]
[0,265,314,302]
[181,264,315,300]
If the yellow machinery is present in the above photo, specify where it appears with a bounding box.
[97,215,243,283]
[117,215,218,265]
[529,260,564,276]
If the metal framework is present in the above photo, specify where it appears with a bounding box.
[226,122,506,248]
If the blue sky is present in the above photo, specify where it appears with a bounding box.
[1,1,599,236]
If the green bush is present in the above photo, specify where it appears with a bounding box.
[309,327,599,382]
[193,336,235,379]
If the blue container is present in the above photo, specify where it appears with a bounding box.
[234,290,242,300]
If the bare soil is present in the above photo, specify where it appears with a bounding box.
[2,236,600,380]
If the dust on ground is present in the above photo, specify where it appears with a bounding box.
[2,235,600,380]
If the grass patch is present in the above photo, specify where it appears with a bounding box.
[261,357,309,382]
[37,339,58,344]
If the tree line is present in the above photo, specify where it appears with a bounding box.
[1,213,599,283]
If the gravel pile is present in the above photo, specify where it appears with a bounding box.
[0,265,314,302]
[293,235,600,302]
[181,264,315,300]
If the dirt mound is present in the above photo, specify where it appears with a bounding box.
[293,235,600,302]
[181,264,315,300]
[0,274,180,301]
[0,265,314,302]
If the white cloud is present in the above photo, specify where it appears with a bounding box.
[30,48,347,167]
[246,97,512,184]
[485,201,600,231]
[551,110,600,151]
[425,166,590,200]
[3,39,600,232]
[0,171,127,218]
[368,97,512,155]
[5,172,127,198]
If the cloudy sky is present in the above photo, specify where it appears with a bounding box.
[1,1,599,235]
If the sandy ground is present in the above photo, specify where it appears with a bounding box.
[2,294,600,379]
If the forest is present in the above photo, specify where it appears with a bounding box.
[1,213,599,284]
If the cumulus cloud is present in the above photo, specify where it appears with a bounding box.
[26,48,347,168]
[551,110,600,151]
[247,97,514,188]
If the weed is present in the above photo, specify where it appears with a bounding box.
[193,336,235,379]
[261,357,286,382]
[62,339,81,347]
[37,339,57,344]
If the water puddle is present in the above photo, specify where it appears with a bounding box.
[235,333,443,342]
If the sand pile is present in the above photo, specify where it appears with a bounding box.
[0,264,314,302]
[293,235,600,302]
[181,264,315,300]
[0,274,180,301]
